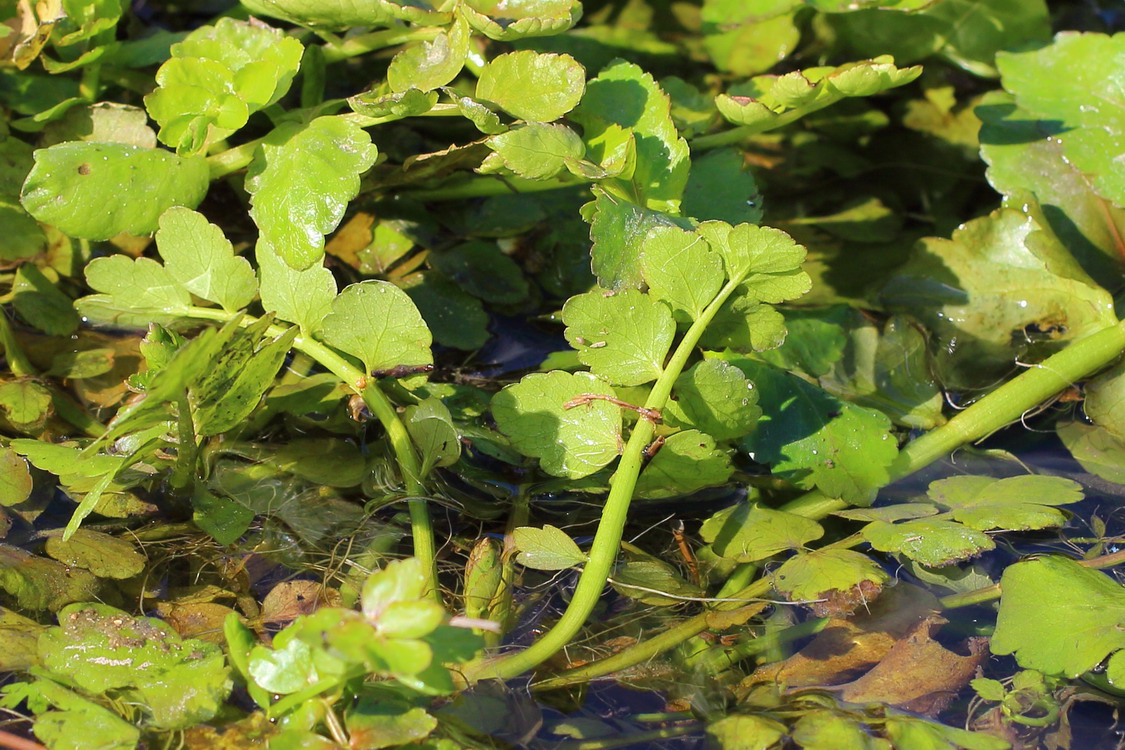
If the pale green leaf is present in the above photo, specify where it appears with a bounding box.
[349,87,439,121]
[992,556,1125,685]
[700,502,824,563]
[43,529,144,579]
[387,15,468,93]
[462,0,581,41]
[0,381,52,434]
[0,447,32,507]
[512,525,587,570]
[707,715,787,750]
[792,710,888,750]
[927,474,1082,531]
[320,281,433,379]
[84,255,191,315]
[238,0,414,30]
[475,50,585,122]
[772,548,889,602]
[635,430,733,499]
[698,221,810,299]
[585,186,691,290]
[863,519,995,567]
[157,207,257,312]
[256,240,337,335]
[562,288,674,386]
[665,359,760,441]
[21,142,209,240]
[492,370,622,479]
[639,225,724,320]
[245,116,379,270]
[481,122,585,180]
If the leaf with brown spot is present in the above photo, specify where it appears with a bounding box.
[261,580,340,624]
[154,601,238,645]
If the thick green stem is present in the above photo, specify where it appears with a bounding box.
[535,320,1125,687]
[183,307,437,596]
[466,280,746,681]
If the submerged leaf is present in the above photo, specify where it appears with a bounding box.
[512,525,587,570]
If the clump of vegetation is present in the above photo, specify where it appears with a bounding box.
[0,0,1123,748]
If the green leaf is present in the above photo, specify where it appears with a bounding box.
[361,558,430,618]
[256,240,337,335]
[346,701,438,750]
[0,380,54,434]
[349,87,439,121]
[863,519,995,567]
[830,0,1049,76]
[707,715,787,750]
[0,447,32,506]
[405,398,461,478]
[681,148,763,225]
[611,554,703,606]
[977,91,1125,288]
[791,710,887,750]
[270,437,368,487]
[724,357,898,504]
[883,716,1010,750]
[481,122,586,180]
[21,142,209,240]
[245,116,379,270]
[697,222,810,301]
[157,207,257,312]
[562,288,674,386]
[320,280,433,379]
[12,264,79,336]
[428,241,529,305]
[639,225,724,320]
[585,186,690,290]
[43,529,144,579]
[756,306,850,378]
[635,430,733,499]
[492,370,622,479]
[992,556,1125,686]
[571,60,689,211]
[927,474,1082,531]
[144,18,303,152]
[462,0,581,41]
[248,633,318,694]
[702,10,799,78]
[996,32,1125,208]
[879,200,1117,390]
[512,525,587,570]
[475,50,585,123]
[772,548,889,603]
[700,502,824,563]
[192,488,255,546]
[84,255,191,316]
[700,294,788,353]
[0,544,100,611]
[387,15,468,93]
[665,359,760,441]
[715,57,921,134]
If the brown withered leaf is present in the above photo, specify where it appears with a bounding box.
[154,601,237,644]
[261,579,340,624]
[742,583,938,692]
[836,615,988,715]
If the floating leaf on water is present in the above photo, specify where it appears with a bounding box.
[927,474,1082,531]
[863,519,995,567]
[701,502,824,563]
[706,714,787,750]
[772,548,889,616]
[346,700,439,750]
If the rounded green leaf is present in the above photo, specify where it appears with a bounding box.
[245,116,379,270]
[320,280,433,380]
[475,50,585,122]
[562,288,675,386]
[492,370,622,479]
[43,529,145,579]
[482,122,586,180]
[772,548,889,603]
[635,430,733,499]
[701,502,824,563]
[0,447,32,506]
[639,225,724,320]
[21,142,209,240]
[84,255,191,314]
[665,359,760,441]
[387,16,468,93]
[256,240,337,335]
[863,519,994,567]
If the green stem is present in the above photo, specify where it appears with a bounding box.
[170,391,198,489]
[182,307,437,597]
[690,95,846,151]
[400,174,587,202]
[467,279,746,682]
[0,314,36,377]
[320,27,442,64]
[485,486,531,648]
[691,616,830,675]
[537,319,1125,687]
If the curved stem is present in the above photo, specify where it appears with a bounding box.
[536,319,1125,687]
[183,307,436,597]
[466,280,746,682]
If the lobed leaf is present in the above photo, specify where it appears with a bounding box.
[562,288,675,386]
[481,122,586,180]
[157,207,257,312]
[256,240,337,335]
[245,116,379,270]
[492,370,622,479]
[320,280,433,381]
[639,225,724,320]
[701,502,824,563]
[863,519,995,567]
[772,548,889,603]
